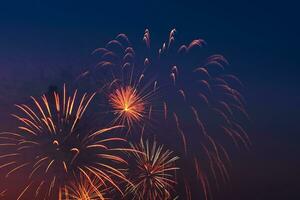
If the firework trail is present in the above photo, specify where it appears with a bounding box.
[78,39,160,135]
[125,139,179,200]
[82,29,250,199]
[61,172,108,200]
[0,29,249,199]
[0,85,132,199]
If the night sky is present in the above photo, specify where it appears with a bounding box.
[0,1,299,199]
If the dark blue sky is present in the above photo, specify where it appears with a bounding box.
[0,0,299,199]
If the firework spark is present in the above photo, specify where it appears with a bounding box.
[79,38,159,134]
[0,28,250,199]
[61,172,108,200]
[102,76,155,135]
[0,85,132,199]
[88,29,250,199]
[126,139,179,200]
[109,86,146,131]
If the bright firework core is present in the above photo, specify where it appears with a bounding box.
[109,86,145,129]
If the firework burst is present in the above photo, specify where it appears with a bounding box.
[125,139,179,200]
[61,172,108,200]
[109,85,146,130]
[101,76,156,135]
[78,38,161,135]
[86,29,250,199]
[0,27,251,200]
[0,85,132,199]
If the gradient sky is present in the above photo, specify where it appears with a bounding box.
[0,1,299,199]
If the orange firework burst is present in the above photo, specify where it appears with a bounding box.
[125,139,179,200]
[79,39,158,134]
[109,86,146,130]
[0,84,132,199]
[61,172,108,200]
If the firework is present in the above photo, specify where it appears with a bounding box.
[0,27,250,199]
[109,85,146,131]
[88,29,250,199]
[78,38,160,134]
[0,85,131,199]
[61,172,108,200]
[125,139,179,200]
[103,76,156,135]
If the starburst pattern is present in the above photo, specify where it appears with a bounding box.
[0,85,131,199]
[126,139,179,200]
[109,86,146,130]
[61,173,108,200]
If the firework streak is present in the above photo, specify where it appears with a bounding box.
[80,29,250,199]
[0,85,136,199]
[0,29,249,200]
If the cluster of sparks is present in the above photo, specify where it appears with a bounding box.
[0,85,137,199]
[109,86,146,131]
[61,173,108,200]
[126,140,179,200]
[0,29,249,199]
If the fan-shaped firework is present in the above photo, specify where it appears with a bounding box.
[125,139,179,200]
[0,85,131,199]
[61,172,108,200]
[83,29,250,199]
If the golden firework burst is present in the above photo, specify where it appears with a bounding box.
[126,139,179,200]
[61,172,108,200]
[0,84,132,199]
[109,86,146,130]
